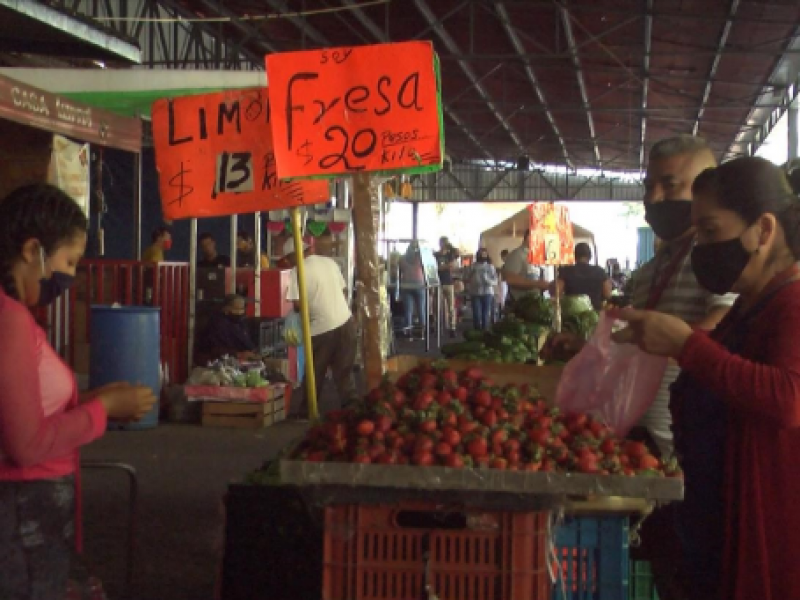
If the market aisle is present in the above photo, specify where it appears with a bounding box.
[81,422,307,600]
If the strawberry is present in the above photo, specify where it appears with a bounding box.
[442,427,461,447]
[625,441,648,459]
[437,390,453,407]
[637,454,661,470]
[481,410,499,428]
[445,453,465,469]
[490,457,508,470]
[467,436,489,459]
[435,442,453,458]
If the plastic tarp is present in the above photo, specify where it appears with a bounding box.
[479,206,596,266]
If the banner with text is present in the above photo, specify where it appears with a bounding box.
[265,41,444,179]
[151,88,330,220]
[527,203,576,266]
[48,134,90,216]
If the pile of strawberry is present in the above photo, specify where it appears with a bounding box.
[294,363,682,477]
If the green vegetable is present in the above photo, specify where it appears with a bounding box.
[441,341,486,357]
[463,329,487,342]
[560,294,594,316]
[492,319,527,338]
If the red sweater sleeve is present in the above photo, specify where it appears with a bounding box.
[678,292,800,429]
[0,298,107,468]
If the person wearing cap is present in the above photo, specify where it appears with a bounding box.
[194,294,258,365]
[283,238,357,417]
[236,230,269,268]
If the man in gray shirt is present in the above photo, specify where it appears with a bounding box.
[501,230,550,303]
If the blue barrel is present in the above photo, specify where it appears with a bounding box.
[90,306,161,430]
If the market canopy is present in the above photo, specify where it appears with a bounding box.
[479,206,596,266]
[0,68,266,119]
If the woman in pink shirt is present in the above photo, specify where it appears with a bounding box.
[0,185,156,599]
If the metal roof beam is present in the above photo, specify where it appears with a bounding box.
[496,2,572,168]
[413,0,527,156]
[559,4,601,166]
[263,0,328,47]
[693,0,741,136]
[640,0,652,171]
[192,0,279,54]
[340,0,493,160]
[411,0,470,41]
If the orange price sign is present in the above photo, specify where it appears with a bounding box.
[527,203,576,266]
[265,41,444,179]
[152,88,330,220]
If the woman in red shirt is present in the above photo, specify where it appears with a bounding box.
[0,185,156,599]
[621,157,800,600]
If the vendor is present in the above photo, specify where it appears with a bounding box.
[236,231,269,268]
[620,156,800,600]
[552,243,611,310]
[198,232,230,268]
[501,229,550,303]
[195,294,258,364]
[142,226,172,263]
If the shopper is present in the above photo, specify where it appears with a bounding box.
[195,294,257,364]
[0,184,156,599]
[620,157,800,600]
[142,226,172,263]
[546,135,736,599]
[398,242,426,336]
[283,238,357,417]
[198,232,230,268]
[501,230,549,305]
[435,236,460,338]
[553,242,611,310]
[469,248,497,330]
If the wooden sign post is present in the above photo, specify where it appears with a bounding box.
[267,41,444,391]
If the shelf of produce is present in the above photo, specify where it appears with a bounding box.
[279,461,683,502]
[386,355,564,399]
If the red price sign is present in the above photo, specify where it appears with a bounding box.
[527,203,576,266]
[265,41,444,179]
[152,88,330,220]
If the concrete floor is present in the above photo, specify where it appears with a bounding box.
[79,334,446,600]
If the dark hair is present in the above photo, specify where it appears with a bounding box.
[199,233,214,244]
[0,184,88,298]
[575,242,593,261]
[237,230,252,242]
[500,249,509,258]
[693,156,800,257]
[151,226,171,242]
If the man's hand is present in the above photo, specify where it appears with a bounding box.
[617,308,694,358]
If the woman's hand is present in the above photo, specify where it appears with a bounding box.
[617,308,694,358]
[98,384,157,422]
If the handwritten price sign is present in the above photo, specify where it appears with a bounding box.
[527,203,576,266]
[151,88,330,220]
[265,41,444,179]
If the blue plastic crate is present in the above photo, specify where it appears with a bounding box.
[552,516,630,600]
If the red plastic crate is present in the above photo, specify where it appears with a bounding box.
[323,502,550,600]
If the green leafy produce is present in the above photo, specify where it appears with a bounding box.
[560,294,594,316]
[441,341,486,357]
[463,329,487,342]
[512,293,554,326]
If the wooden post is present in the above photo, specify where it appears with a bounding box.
[352,173,385,390]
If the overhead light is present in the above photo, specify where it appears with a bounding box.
[93,60,106,69]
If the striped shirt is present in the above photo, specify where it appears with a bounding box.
[631,235,736,457]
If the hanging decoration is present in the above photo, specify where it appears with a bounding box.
[266,221,286,234]
[328,221,347,235]
[306,220,328,237]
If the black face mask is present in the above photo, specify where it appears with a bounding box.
[38,249,75,306]
[39,272,75,306]
[691,234,754,295]
[226,314,245,325]
[645,200,693,241]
